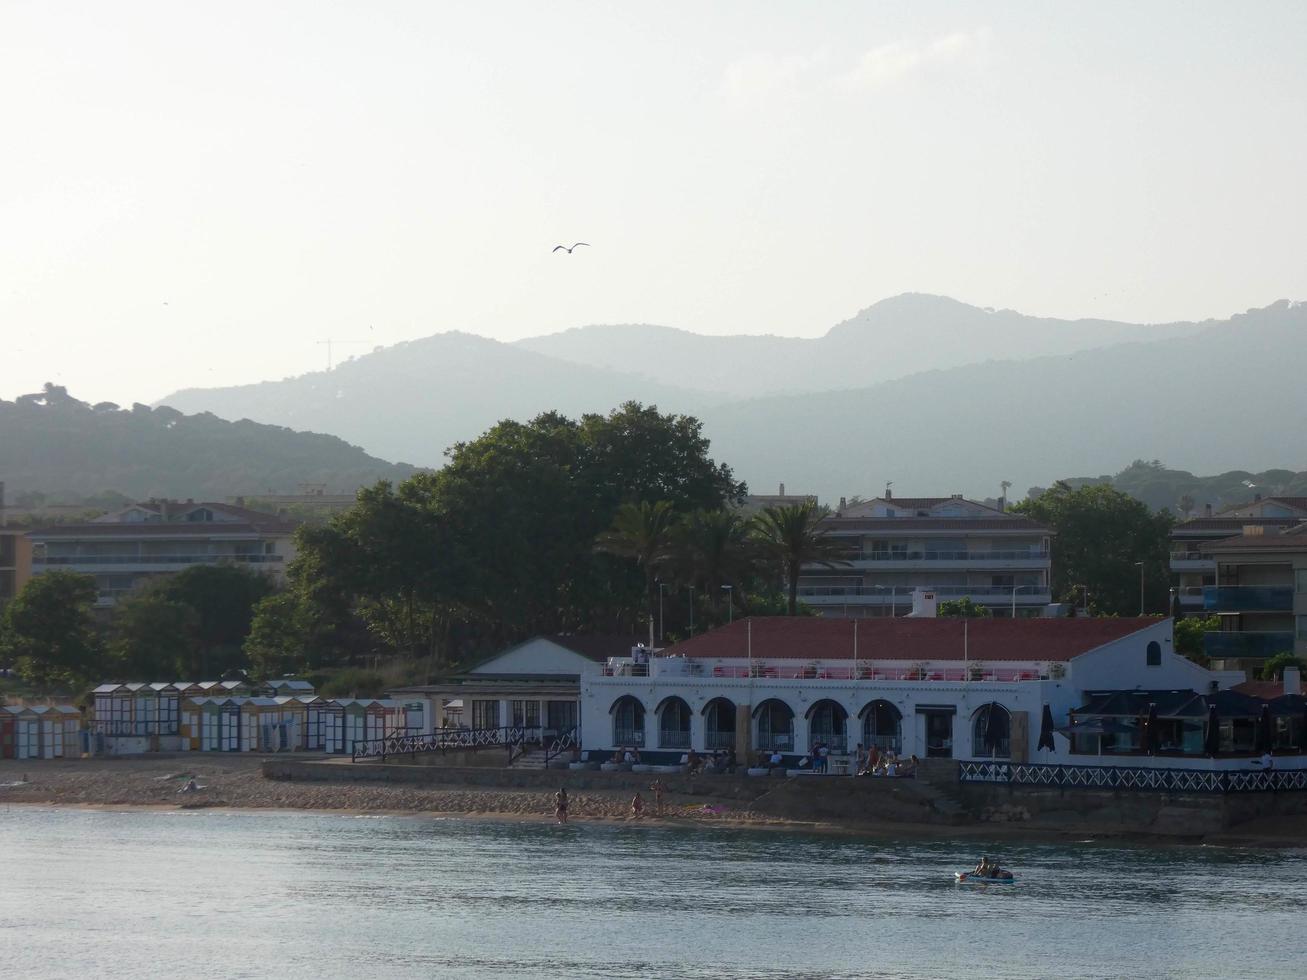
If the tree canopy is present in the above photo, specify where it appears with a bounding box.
[1013,482,1174,616]
[0,571,103,689]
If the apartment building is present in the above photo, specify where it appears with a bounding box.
[28,500,298,606]
[1170,496,1307,617]
[796,493,1053,617]
[1198,525,1307,669]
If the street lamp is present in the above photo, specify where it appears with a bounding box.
[688,585,696,635]
[1134,561,1145,616]
[1072,584,1089,616]
[721,584,734,624]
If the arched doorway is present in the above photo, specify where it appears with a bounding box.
[859,699,902,754]
[806,699,849,752]
[611,695,646,748]
[703,697,736,751]
[753,699,795,752]
[657,696,692,749]
[972,702,1011,758]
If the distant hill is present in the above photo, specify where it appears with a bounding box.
[160,331,721,465]
[1045,461,1307,515]
[0,385,417,500]
[697,300,1307,499]
[515,293,1204,397]
[154,297,1306,500]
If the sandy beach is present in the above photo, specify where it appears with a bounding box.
[0,755,805,829]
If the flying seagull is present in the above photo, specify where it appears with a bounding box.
[552,242,590,253]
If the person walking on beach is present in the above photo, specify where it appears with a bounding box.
[650,778,665,816]
[631,792,644,818]
[554,787,569,824]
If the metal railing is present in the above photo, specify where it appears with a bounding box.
[797,585,1048,599]
[37,554,283,565]
[756,732,794,752]
[351,725,538,762]
[851,550,1049,563]
[703,664,1048,682]
[543,726,578,766]
[865,734,903,753]
[659,730,691,749]
[705,730,736,750]
[958,760,1307,793]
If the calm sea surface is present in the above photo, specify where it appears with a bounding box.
[1,807,1303,979]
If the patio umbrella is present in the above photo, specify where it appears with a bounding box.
[1144,702,1160,755]
[1255,703,1274,753]
[1037,704,1056,752]
[1203,703,1220,757]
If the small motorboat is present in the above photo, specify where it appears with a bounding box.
[955,871,1015,884]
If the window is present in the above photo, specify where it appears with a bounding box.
[471,700,499,730]
[1297,616,1307,642]
[1297,569,1307,594]
[1146,641,1162,667]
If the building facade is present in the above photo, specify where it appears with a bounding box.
[1199,526,1307,669]
[798,494,1053,617]
[578,616,1251,768]
[0,526,33,609]
[28,500,298,605]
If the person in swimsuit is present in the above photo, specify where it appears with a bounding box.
[631,792,644,818]
[554,787,569,824]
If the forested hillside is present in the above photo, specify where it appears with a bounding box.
[0,385,417,500]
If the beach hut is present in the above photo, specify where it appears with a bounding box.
[302,697,327,750]
[92,683,132,736]
[148,683,182,737]
[245,697,306,752]
[12,705,40,759]
[1,706,17,759]
[31,705,81,758]
[264,679,316,698]
[321,699,346,754]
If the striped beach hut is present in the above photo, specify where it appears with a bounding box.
[4,704,81,759]
[320,699,346,754]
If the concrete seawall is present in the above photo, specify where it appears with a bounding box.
[262,758,1307,838]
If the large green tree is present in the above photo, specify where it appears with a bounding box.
[288,403,744,665]
[752,501,850,615]
[107,592,199,679]
[1014,482,1174,616]
[596,500,681,646]
[0,571,103,689]
[152,564,275,677]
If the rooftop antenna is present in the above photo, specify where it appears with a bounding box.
[1000,480,1012,511]
[885,481,893,499]
[315,338,369,372]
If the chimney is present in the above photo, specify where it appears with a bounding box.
[1204,503,1212,517]
[779,482,785,496]
[839,496,847,511]
[1255,493,1262,502]
[1285,666,1302,697]
[885,486,893,500]
[906,589,938,617]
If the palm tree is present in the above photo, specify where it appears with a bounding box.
[676,509,757,620]
[752,501,850,615]
[596,500,681,646]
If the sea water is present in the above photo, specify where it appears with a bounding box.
[1,807,1303,979]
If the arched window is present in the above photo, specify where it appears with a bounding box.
[754,699,795,752]
[859,699,903,754]
[703,697,736,751]
[1146,641,1162,666]
[611,696,645,748]
[806,699,849,752]
[657,696,692,749]
[972,703,1011,758]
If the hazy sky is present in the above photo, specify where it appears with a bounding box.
[3,1,1305,405]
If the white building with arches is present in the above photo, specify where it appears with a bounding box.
[579,616,1247,767]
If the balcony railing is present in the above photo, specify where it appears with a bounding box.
[705,730,735,750]
[36,554,283,566]
[703,664,1048,682]
[1203,631,1296,659]
[613,728,645,747]
[848,550,1049,563]
[1202,586,1293,613]
[659,730,691,749]
[797,585,1048,600]
[756,732,794,752]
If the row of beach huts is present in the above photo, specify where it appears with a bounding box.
[1,679,425,759]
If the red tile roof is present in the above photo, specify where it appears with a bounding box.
[1231,680,1285,700]
[662,616,1158,663]
[1202,531,1307,552]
